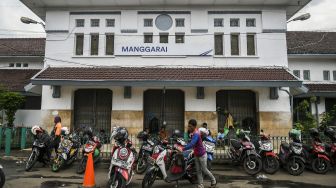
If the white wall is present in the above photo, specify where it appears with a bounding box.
[13,110,42,127]
[41,86,74,110]
[43,7,288,68]
[288,58,336,82]
[255,87,291,112]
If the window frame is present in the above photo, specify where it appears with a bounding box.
[106,19,115,27]
[323,70,330,81]
[160,33,169,43]
[230,33,240,55]
[175,18,185,27]
[144,33,153,43]
[230,18,240,27]
[91,19,100,27]
[90,33,99,55]
[214,18,224,27]
[214,34,224,55]
[75,33,84,56]
[293,70,300,78]
[144,19,153,27]
[105,34,114,55]
[303,70,310,80]
[246,34,256,56]
[175,33,185,43]
[246,18,256,27]
[76,19,85,27]
[333,70,336,81]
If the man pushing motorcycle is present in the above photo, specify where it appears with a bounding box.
[184,119,217,188]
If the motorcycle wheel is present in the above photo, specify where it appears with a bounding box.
[243,155,262,175]
[287,158,305,176]
[51,157,63,172]
[25,150,38,171]
[76,157,87,174]
[0,169,5,188]
[109,173,126,188]
[312,157,330,174]
[263,156,279,174]
[142,169,157,188]
[136,157,148,174]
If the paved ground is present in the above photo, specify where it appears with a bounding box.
[1,154,336,188]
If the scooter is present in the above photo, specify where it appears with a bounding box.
[324,127,336,169]
[255,131,279,174]
[25,134,52,171]
[142,138,197,188]
[228,130,262,175]
[135,131,157,174]
[278,129,305,176]
[107,127,136,188]
[302,128,330,174]
[76,136,101,174]
[0,164,5,188]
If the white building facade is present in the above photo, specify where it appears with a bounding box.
[21,0,310,136]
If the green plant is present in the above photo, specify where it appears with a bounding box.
[0,92,25,127]
[320,104,336,129]
[293,99,317,133]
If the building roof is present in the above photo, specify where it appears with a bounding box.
[305,83,336,92]
[287,31,336,55]
[0,38,45,56]
[0,69,41,92]
[31,67,301,87]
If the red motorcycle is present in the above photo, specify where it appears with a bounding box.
[76,136,101,174]
[302,128,330,174]
[324,127,336,169]
[255,131,279,174]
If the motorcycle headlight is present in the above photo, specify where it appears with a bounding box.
[262,142,273,151]
[292,146,302,154]
[153,146,160,154]
[118,148,129,160]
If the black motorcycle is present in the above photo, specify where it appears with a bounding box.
[0,164,5,188]
[228,130,262,175]
[25,134,52,171]
[278,129,305,176]
[135,131,157,174]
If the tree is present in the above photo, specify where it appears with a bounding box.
[293,99,317,133]
[320,104,336,129]
[0,92,25,127]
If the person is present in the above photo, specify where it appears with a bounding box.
[216,129,225,146]
[159,126,168,140]
[52,116,62,153]
[202,122,212,136]
[183,119,216,188]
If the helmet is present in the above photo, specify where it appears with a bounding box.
[31,125,43,135]
[309,128,319,138]
[61,127,70,136]
[198,127,209,136]
[114,127,128,142]
[324,127,336,140]
[83,126,93,138]
[137,130,148,140]
[172,129,182,138]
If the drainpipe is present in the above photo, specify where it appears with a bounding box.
[279,87,294,125]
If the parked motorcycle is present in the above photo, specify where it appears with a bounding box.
[135,131,156,174]
[76,127,101,174]
[0,164,5,188]
[51,130,80,172]
[324,127,336,169]
[228,130,262,175]
[302,128,330,174]
[255,131,279,174]
[278,128,305,176]
[203,134,216,170]
[25,126,52,171]
[108,127,136,188]
[142,137,197,188]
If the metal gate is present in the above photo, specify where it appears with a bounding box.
[74,89,112,133]
[144,89,185,135]
[216,90,257,133]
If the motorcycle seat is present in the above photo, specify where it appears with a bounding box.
[230,139,241,149]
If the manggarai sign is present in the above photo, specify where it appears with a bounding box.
[121,46,168,53]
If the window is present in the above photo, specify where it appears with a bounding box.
[144,19,153,27]
[333,71,336,81]
[91,19,100,27]
[247,34,256,55]
[230,18,240,27]
[175,33,184,43]
[9,63,14,67]
[323,70,330,80]
[231,34,239,55]
[90,34,99,55]
[144,34,153,43]
[23,63,28,67]
[20,96,41,110]
[160,34,168,43]
[16,63,21,67]
[246,18,256,27]
[214,18,224,27]
[303,70,310,80]
[293,70,300,78]
[75,34,84,55]
[76,19,85,27]
[105,34,114,55]
[214,34,223,55]
[175,19,185,27]
[106,19,115,27]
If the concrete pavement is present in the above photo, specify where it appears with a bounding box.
[1,157,336,188]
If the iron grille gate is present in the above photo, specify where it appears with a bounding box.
[216,90,257,134]
[74,89,112,134]
[144,89,185,135]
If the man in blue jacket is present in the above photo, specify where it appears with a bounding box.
[184,119,217,188]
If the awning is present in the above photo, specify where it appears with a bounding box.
[295,83,336,97]
[31,66,302,87]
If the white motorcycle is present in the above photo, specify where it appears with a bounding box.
[0,164,5,188]
[108,127,136,188]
